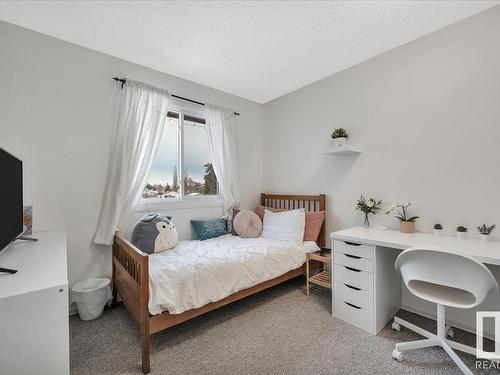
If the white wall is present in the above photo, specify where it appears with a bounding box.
[0,21,264,288]
[263,6,500,334]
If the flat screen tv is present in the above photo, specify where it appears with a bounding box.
[0,148,23,251]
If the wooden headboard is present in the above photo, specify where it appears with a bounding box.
[260,193,326,248]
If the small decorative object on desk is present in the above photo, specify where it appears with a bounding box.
[433,223,444,236]
[477,224,495,242]
[386,201,419,233]
[331,128,349,147]
[355,195,382,227]
[456,226,468,239]
[23,206,33,235]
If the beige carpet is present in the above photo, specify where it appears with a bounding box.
[70,278,492,374]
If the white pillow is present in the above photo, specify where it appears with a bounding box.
[261,208,305,244]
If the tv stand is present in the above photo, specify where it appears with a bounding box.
[16,235,38,242]
[0,231,69,374]
[0,267,17,274]
[0,237,38,274]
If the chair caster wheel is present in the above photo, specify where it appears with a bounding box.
[392,349,403,362]
[392,322,401,332]
[447,328,454,338]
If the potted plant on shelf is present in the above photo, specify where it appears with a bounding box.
[433,223,444,236]
[477,224,496,241]
[331,128,349,147]
[386,202,419,233]
[456,226,468,239]
[355,195,382,228]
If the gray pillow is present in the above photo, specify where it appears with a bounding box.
[131,213,178,254]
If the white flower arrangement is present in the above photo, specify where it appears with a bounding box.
[356,196,382,227]
[385,201,419,222]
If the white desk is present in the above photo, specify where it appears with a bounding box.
[330,227,500,335]
[332,226,500,266]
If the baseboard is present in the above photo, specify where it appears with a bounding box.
[401,304,494,341]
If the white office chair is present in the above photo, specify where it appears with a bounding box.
[391,246,498,375]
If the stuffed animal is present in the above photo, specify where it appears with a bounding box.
[154,220,178,252]
[131,213,178,254]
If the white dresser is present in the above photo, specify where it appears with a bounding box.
[332,237,400,334]
[0,231,69,375]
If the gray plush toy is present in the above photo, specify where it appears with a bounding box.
[131,213,178,254]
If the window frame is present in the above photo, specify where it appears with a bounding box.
[137,99,223,211]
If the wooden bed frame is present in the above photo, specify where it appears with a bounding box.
[112,193,326,373]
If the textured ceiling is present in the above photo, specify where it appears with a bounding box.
[0,1,498,103]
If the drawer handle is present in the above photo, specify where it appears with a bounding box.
[344,241,361,246]
[344,266,361,272]
[344,254,362,259]
[345,301,361,310]
[344,283,361,291]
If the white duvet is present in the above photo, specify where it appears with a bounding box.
[148,234,319,315]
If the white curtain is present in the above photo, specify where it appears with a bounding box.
[94,80,171,245]
[205,105,240,212]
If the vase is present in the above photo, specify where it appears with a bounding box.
[364,214,370,228]
[400,221,415,233]
[433,229,444,236]
[457,232,467,239]
[480,234,491,242]
[333,137,347,147]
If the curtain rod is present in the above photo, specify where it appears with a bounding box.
[112,77,240,116]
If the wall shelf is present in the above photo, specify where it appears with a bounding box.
[325,145,360,155]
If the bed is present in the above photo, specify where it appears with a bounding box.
[112,193,326,374]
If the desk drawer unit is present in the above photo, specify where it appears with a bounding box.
[333,264,373,291]
[332,240,375,333]
[334,251,373,273]
[334,240,374,259]
[334,298,374,332]
[331,234,405,336]
[334,281,373,310]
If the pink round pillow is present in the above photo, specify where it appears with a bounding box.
[233,210,262,238]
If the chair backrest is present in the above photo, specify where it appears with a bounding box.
[395,247,498,309]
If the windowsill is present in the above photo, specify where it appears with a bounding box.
[136,197,224,212]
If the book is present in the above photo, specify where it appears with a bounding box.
[23,206,33,235]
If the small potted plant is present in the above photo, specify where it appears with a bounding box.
[477,224,496,241]
[355,195,382,227]
[456,226,468,239]
[331,128,349,147]
[386,202,419,233]
[433,223,444,236]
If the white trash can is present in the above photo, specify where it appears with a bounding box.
[71,278,112,321]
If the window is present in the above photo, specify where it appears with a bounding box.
[142,107,218,201]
